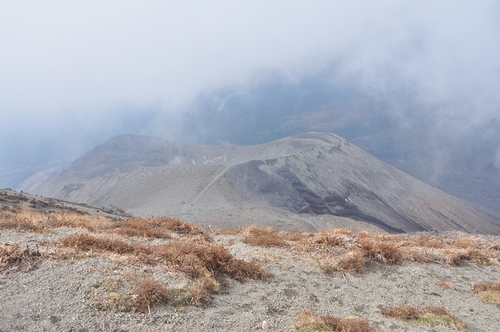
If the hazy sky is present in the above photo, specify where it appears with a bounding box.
[1,1,500,185]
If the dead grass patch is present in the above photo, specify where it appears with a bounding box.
[381,305,467,331]
[110,217,207,239]
[92,272,218,312]
[306,229,359,249]
[241,225,288,247]
[0,244,43,274]
[110,218,173,239]
[153,239,270,281]
[294,230,500,274]
[472,282,500,308]
[92,274,136,312]
[284,231,311,242]
[1,208,209,241]
[60,233,269,306]
[112,217,215,244]
[60,233,269,282]
[337,249,365,273]
[132,277,171,313]
[359,238,403,264]
[61,234,139,254]
[295,310,374,332]
[0,208,111,233]
[92,274,177,312]
[153,217,201,234]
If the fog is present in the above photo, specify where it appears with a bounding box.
[1,1,500,190]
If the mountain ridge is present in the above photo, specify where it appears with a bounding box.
[30,132,500,234]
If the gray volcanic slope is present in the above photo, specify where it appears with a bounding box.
[33,132,500,234]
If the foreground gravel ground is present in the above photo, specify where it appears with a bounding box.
[1,229,499,332]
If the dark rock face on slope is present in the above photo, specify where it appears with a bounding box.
[32,133,500,234]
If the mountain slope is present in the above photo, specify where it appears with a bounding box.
[32,133,500,234]
[183,97,500,214]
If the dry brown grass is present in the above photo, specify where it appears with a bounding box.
[59,233,269,282]
[59,232,269,307]
[4,204,500,318]
[92,273,139,312]
[295,310,374,332]
[381,305,467,331]
[472,282,500,308]
[92,273,213,313]
[359,238,403,264]
[61,234,139,254]
[293,230,500,274]
[300,229,359,249]
[109,216,208,239]
[0,213,39,231]
[5,205,500,276]
[110,218,173,239]
[0,244,43,274]
[132,277,171,313]
[438,280,455,290]
[188,278,214,306]
[1,208,208,241]
[152,239,270,281]
[336,250,365,273]
[381,305,421,320]
[0,208,110,233]
[152,217,201,234]
[241,225,288,247]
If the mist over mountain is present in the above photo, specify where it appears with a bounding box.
[2,2,500,218]
[173,79,500,213]
[8,79,500,215]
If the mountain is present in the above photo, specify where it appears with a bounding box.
[30,132,500,234]
[182,97,500,214]
[8,96,500,217]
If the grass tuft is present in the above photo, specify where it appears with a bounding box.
[61,234,138,254]
[359,238,403,265]
[132,277,171,313]
[110,216,208,238]
[381,305,467,331]
[0,244,43,274]
[0,208,110,232]
[337,249,365,273]
[472,282,500,307]
[60,233,269,306]
[153,239,271,281]
[294,230,500,274]
[295,310,374,332]
[111,218,172,239]
[242,225,288,247]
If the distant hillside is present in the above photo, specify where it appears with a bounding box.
[276,102,500,214]
[0,188,131,220]
[31,132,500,234]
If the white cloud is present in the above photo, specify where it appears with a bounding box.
[1,1,500,174]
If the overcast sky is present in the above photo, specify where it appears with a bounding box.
[1,1,500,185]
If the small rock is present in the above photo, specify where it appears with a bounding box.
[48,315,60,324]
[262,320,270,330]
[308,293,318,302]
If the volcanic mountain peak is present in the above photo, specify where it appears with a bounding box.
[65,132,347,174]
[31,132,500,234]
